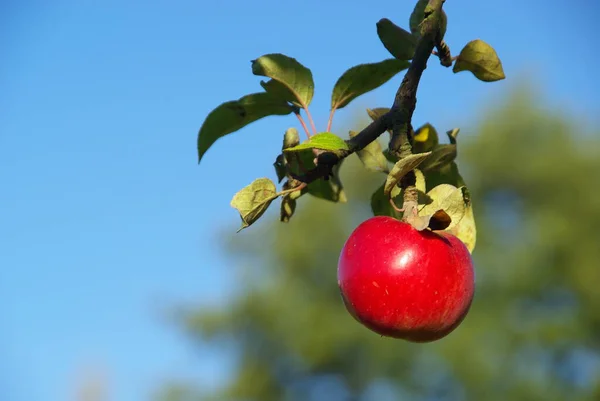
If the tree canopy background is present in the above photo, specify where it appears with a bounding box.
[160,85,600,401]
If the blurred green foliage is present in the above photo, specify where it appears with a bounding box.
[166,87,600,401]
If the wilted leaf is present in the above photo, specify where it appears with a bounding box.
[446,187,476,252]
[331,59,410,111]
[453,39,505,82]
[197,92,293,163]
[349,131,388,173]
[428,209,452,230]
[376,18,417,60]
[252,53,315,107]
[384,152,432,196]
[280,196,297,223]
[420,144,457,171]
[419,184,465,231]
[285,132,349,153]
[414,168,426,193]
[279,180,303,223]
[413,123,439,153]
[230,178,279,232]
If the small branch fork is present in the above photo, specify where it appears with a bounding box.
[292,0,449,219]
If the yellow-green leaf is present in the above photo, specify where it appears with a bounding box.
[384,152,432,196]
[285,132,349,152]
[230,178,279,232]
[446,187,477,253]
[453,39,506,82]
[419,184,465,231]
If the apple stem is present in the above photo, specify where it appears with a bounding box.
[400,172,419,222]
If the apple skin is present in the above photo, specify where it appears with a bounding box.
[337,216,475,342]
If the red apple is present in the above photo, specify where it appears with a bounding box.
[337,216,475,342]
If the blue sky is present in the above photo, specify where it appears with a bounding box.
[1,1,598,400]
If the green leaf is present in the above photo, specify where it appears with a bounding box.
[453,39,506,82]
[230,178,279,232]
[331,59,410,111]
[349,131,388,173]
[419,184,466,231]
[273,154,286,183]
[420,144,457,172]
[311,162,347,203]
[370,183,402,219]
[285,132,349,152]
[412,123,439,153]
[376,18,417,60]
[197,92,293,163]
[252,54,314,107]
[446,187,477,253]
[410,0,447,38]
[409,0,428,34]
[384,152,432,196]
[260,79,299,107]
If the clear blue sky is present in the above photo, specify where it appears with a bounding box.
[1,1,598,400]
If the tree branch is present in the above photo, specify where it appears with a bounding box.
[388,0,446,158]
[292,0,447,187]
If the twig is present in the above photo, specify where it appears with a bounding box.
[278,182,307,197]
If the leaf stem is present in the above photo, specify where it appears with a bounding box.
[389,197,404,213]
[326,109,335,133]
[277,182,307,197]
[294,111,312,139]
[304,106,318,135]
